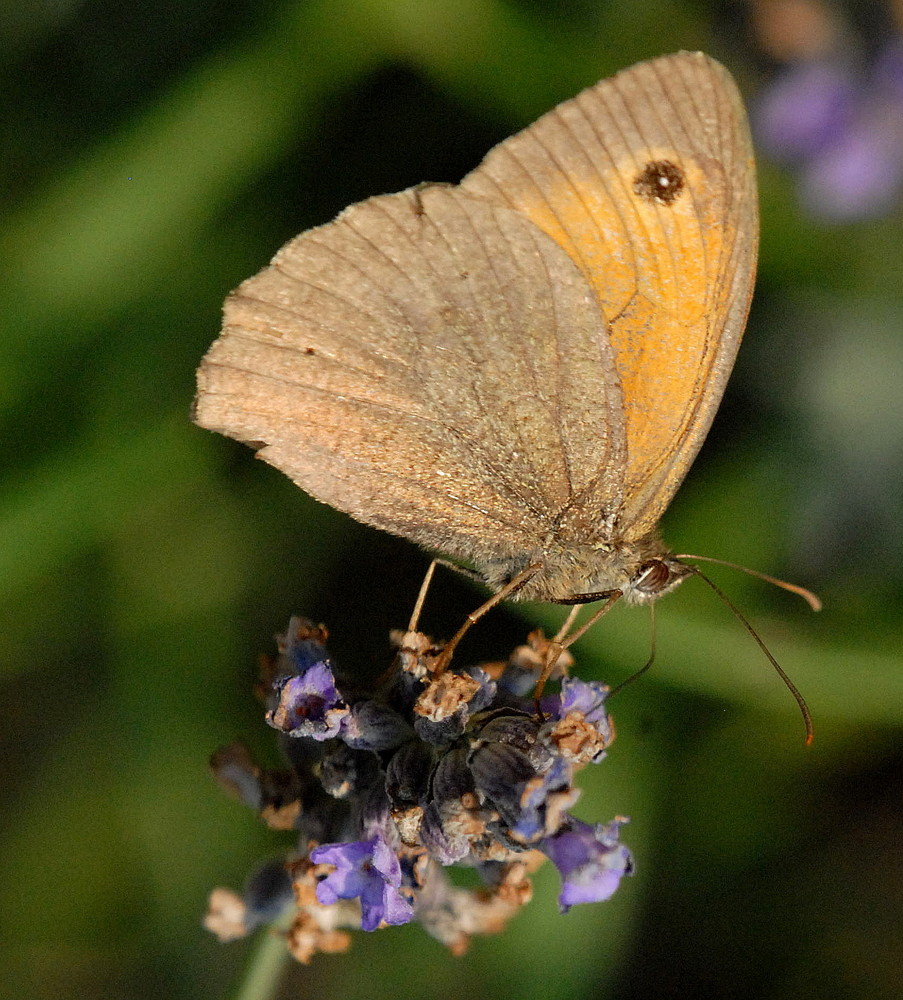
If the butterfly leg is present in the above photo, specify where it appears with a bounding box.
[407,558,486,632]
[432,563,543,676]
[533,590,623,702]
[553,604,583,643]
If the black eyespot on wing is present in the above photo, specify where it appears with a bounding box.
[632,160,685,206]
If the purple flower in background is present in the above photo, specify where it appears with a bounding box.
[757,58,858,159]
[267,661,348,740]
[311,835,414,931]
[756,37,903,220]
[541,817,633,912]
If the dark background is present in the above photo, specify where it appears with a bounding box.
[2,2,901,999]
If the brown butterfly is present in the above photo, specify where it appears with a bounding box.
[194,51,757,611]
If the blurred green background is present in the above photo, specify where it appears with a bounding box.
[2,1,902,998]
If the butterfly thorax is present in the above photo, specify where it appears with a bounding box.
[477,534,692,606]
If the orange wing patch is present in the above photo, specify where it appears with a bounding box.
[500,149,729,444]
[462,52,757,541]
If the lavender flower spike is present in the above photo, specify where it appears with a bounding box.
[207,616,633,959]
[311,835,415,931]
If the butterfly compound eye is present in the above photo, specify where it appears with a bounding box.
[633,559,677,596]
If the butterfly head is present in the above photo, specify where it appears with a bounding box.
[478,540,692,606]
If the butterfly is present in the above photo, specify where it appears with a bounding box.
[194,51,757,611]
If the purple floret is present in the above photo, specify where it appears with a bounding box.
[558,677,610,727]
[541,817,633,912]
[311,835,415,931]
[509,756,576,843]
[267,661,348,740]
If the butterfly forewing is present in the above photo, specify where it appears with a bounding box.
[460,51,758,541]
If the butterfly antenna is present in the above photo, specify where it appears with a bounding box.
[675,554,822,612]
[680,564,814,744]
[607,601,657,700]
